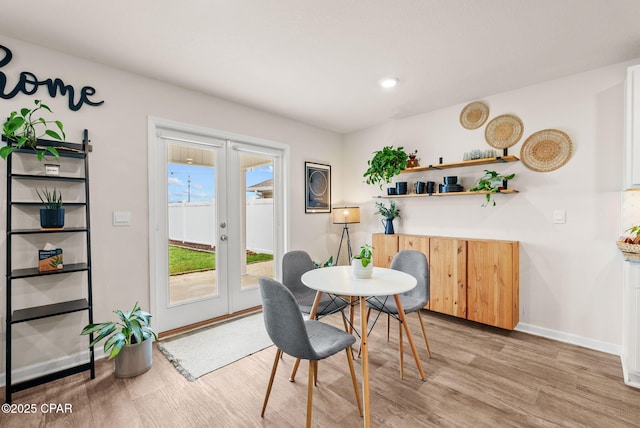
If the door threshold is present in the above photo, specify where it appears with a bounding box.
[158,306,262,340]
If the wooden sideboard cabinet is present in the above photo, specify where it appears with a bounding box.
[429,237,467,318]
[372,233,519,330]
[467,239,519,329]
[372,233,398,268]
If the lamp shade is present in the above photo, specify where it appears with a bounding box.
[332,207,360,224]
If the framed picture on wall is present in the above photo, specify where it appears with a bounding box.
[305,162,331,213]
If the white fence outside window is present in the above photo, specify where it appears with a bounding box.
[168,199,273,254]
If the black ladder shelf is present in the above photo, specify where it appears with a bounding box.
[5,130,95,403]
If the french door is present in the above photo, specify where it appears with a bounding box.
[149,119,286,333]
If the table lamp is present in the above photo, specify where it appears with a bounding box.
[332,206,360,263]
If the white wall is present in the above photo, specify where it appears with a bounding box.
[0,35,343,377]
[342,60,638,354]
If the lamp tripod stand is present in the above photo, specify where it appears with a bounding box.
[336,223,353,263]
[332,206,360,265]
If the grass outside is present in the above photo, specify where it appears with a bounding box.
[169,246,273,275]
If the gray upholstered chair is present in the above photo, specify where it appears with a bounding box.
[365,250,432,378]
[259,277,362,427]
[282,250,349,317]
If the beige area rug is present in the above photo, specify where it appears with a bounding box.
[158,313,273,381]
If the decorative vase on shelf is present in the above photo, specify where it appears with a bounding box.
[382,218,395,235]
[40,208,64,229]
[351,259,373,279]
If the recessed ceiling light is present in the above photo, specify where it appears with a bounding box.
[380,77,399,88]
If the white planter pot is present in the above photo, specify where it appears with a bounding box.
[114,337,153,378]
[352,259,373,279]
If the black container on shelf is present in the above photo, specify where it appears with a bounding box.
[40,208,65,229]
[395,182,408,195]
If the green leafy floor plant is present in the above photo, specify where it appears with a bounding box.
[81,302,158,359]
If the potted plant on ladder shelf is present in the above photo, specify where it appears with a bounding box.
[37,187,64,229]
[1,99,65,160]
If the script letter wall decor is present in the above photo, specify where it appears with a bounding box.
[0,44,104,111]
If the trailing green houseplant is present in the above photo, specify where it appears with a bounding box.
[469,169,516,207]
[1,99,66,160]
[363,146,409,189]
[81,301,158,359]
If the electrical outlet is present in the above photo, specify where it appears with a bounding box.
[553,209,566,224]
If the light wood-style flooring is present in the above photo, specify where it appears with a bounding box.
[1,310,639,427]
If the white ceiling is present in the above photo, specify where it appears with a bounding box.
[2,1,640,134]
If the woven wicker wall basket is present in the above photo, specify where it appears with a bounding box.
[520,129,573,172]
[484,114,524,149]
[460,101,489,130]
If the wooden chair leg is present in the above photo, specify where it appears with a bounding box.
[398,320,405,379]
[416,310,432,358]
[262,348,282,417]
[345,347,363,417]
[306,360,315,428]
[340,309,349,332]
[289,358,301,381]
[313,359,318,386]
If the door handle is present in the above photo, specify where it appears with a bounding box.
[220,234,228,242]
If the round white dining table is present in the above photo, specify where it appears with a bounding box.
[300,265,426,428]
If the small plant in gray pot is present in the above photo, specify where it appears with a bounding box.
[352,244,373,279]
[81,302,158,378]
[36,187,64,229]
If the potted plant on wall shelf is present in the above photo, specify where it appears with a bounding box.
[376,200,401,234]
[81,302,158,378]
[469,169,516,207]
[1,99,66,160]
[352,244,373,279]
[363,145,409,189]
[37,187,64,229]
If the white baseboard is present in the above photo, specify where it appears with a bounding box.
[515,322,623,356]
[0,349,107,388]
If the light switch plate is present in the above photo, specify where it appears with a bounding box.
[553,209,566,224]
[113,211,132,226]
